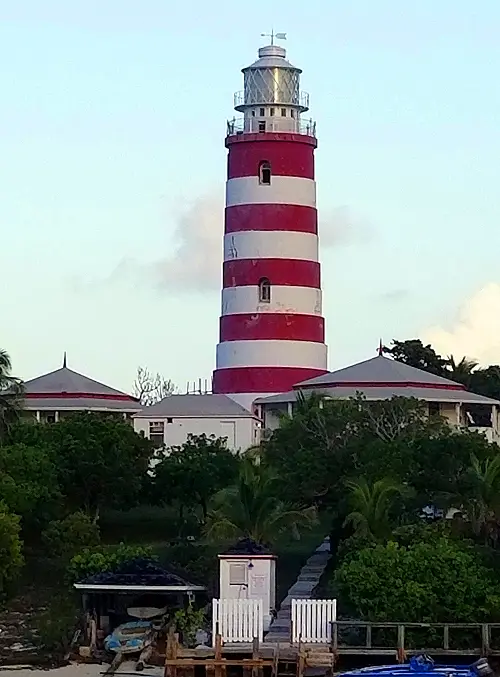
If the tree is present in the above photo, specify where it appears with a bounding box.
[448,355,479,388]
[205,457,317,545]
[133,366,177,405]
[335,538,500,623]
[343,477,408,542]
[0,349,24,443]
[0,502,24,593]
[38,413,154,519]
[152,434,239,522]
[383,339,448,376]
[41,511,100,559]
[0,443,62,531]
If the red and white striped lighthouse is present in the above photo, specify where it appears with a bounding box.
[212,39,328,411]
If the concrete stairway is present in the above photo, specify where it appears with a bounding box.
[266,537,331,643]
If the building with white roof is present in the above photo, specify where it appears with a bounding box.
[254,353,500,442]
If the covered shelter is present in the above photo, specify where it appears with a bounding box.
[74,557,206,634]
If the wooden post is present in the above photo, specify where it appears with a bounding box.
[397,625,405,664]
[443,625,449,651]
[252,636,260,677]
[214,633,223,677]
[332,622,338,654]
[165,627,178,677]
[481,624,490,656]
[366,625,372,649]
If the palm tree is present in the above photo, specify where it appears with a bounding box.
[0,349,24,443]
[458,453,500,541]
[204,457,317,546]
[447,355,479,387]
[343,477,408,541]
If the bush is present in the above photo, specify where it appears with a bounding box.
[31,593,79,654]
[334,537,500,623]
[0,502,24,593]
[67,543,155,584]
[41,511,100,559]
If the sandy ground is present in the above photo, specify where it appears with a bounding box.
[0,662,164,677]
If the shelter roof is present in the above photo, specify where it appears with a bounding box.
[219,538,274,557]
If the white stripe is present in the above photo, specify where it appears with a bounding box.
[222,285,322,316]
[224,231,318,262]
[226,176,316,208]
[216,340,327,370]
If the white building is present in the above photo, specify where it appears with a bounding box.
[133,394,261,452]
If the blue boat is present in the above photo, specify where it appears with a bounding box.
[339,655,494,677]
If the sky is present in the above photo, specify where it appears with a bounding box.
[3,0,500,393]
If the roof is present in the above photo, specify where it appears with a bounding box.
[74,558,206,592]
[254,355,500,407]
[295,355,466,390]
[220,538,274,557]
[134,393,258,419]
[255,386,500,406]
[23,364,141,412]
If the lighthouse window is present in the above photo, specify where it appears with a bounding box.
[291,110,295,118]
[258,278,271,303]
[259,107,265,116]
[259,161,271,185]
[281,108,286,116]
[251,110,255,116]
[258,121,266,133]
[270,107,275,116]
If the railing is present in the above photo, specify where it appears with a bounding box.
[330,620,500,657]
[292,599,337,643]
[212,598,264,644]
[234,90,310,109]
[226,117,316,138]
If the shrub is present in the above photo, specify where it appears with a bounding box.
[41,511,100,559]
[67,543,155,584]
[0,501,24,593]
[334,537,500,623]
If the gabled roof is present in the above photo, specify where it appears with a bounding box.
[134,393,258,419]
[295,355,466,390]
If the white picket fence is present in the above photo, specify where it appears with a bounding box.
[212,599,264,644]
[291,599,337,643]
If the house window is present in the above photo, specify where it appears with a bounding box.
[258,121,266,133]
[428,402,441,417]
[149,420,165,446]
[259,161,271,185]
[229,562,247,585]
[281,108,286,116]
[259,107,265,116]
[258,277,271,303]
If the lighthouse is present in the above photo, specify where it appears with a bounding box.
[212,38,328,411]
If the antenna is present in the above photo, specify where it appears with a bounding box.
[260,30,287,46]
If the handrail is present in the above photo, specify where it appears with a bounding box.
[330,620,500,657]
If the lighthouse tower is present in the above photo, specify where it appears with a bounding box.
[212,39,328,411]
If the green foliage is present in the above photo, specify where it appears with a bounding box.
[0,502,24,592]
[0,443,61,529]
[174,601,206,647]
[32,412,154,517]
[67,543,155,584]
[335,538,500,623]
[31,593,79,653]
[205,457,317,545]
[152,434,240,520]
[41,511,100,559]
[343,477,409,541]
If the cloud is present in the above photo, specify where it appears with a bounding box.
[422,283,500,364]
[78,194,373,295]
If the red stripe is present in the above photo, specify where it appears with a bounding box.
[297,381,465,391]
[225,204,317,234]
[223,260,320,288]
[226,132,317,149]
[220,314,325,342]
[25,392,139,402]
[212,366,328,394]
[227,138,315,179]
